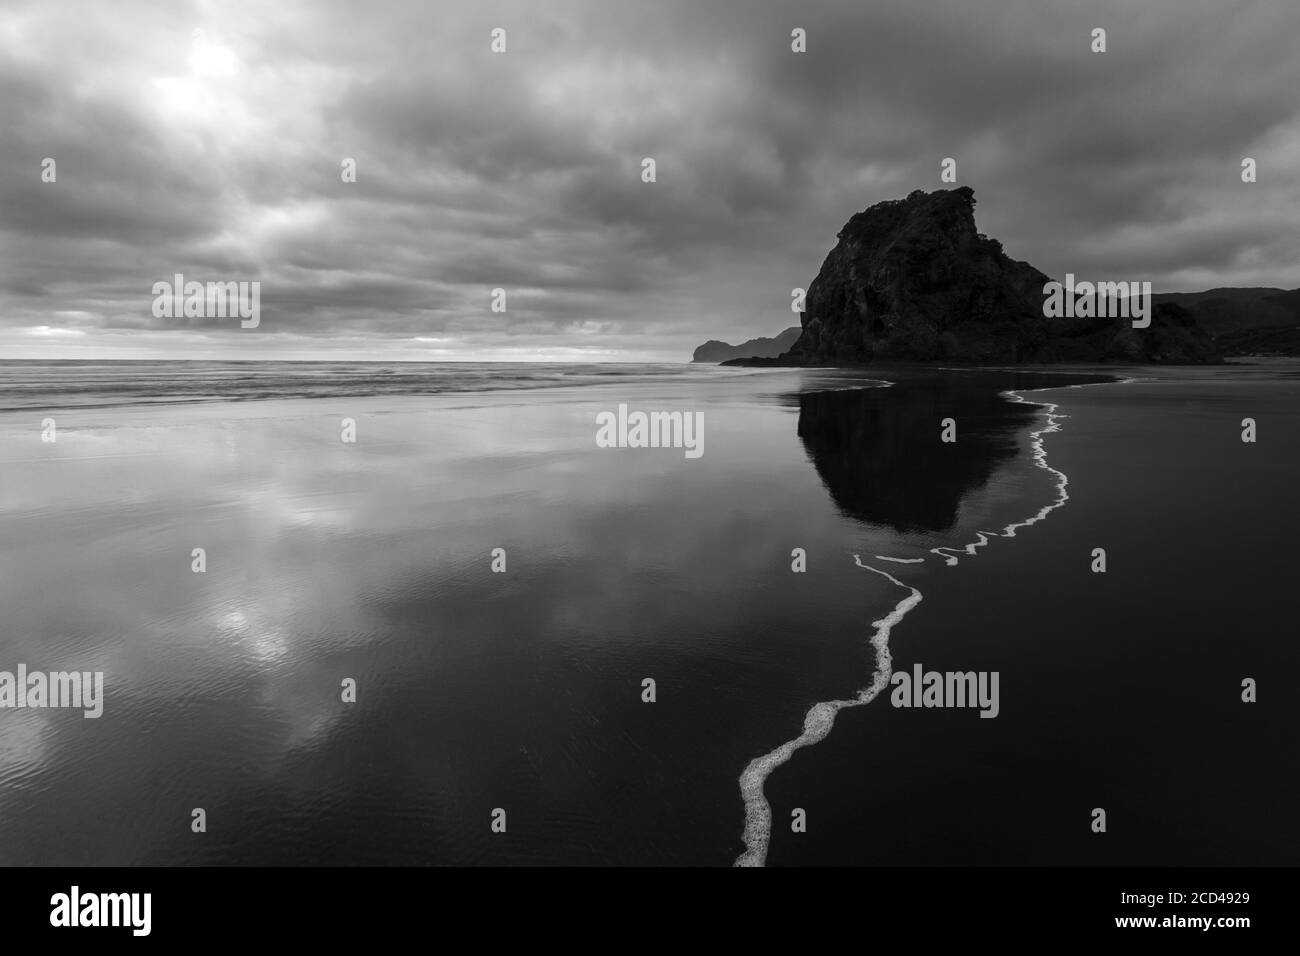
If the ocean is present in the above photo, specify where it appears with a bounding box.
[0,360,1295,865]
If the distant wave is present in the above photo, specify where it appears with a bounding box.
[0,361,769,413]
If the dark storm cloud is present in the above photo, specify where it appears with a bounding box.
[1,0,1298,357]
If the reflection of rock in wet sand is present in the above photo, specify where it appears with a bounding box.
[795,371,1116,533]
[795,373,1044,533]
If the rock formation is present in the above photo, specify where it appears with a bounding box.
[750,187,1220,365]
[692,326,802,363]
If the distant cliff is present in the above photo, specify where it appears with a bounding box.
[742,187,1220,366]
[692,326,801,363]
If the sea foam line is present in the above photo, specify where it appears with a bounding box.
[734,560,921,867]
[928,379,1130,566]
[734,375,1129,866]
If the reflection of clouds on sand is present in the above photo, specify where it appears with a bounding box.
[197,586,373,758]
[0,712,53,786]
[0,377,908,863]
[261,675,352,765]
[237,484,362,536]
[214,608,289,668]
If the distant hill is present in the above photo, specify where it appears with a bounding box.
[1152,288,1300,356]
[692,327,801,363]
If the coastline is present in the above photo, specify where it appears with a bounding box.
[2,361,1293,865]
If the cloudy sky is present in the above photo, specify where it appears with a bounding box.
[2,0,1298,361]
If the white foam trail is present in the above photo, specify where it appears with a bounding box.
[733,374,1132,866]
[929,531,995,566]
[926,392,1065,563]
[734,560,921,867]
[926,378,1131,566]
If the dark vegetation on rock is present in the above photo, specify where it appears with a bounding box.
[781,187,1220,365]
